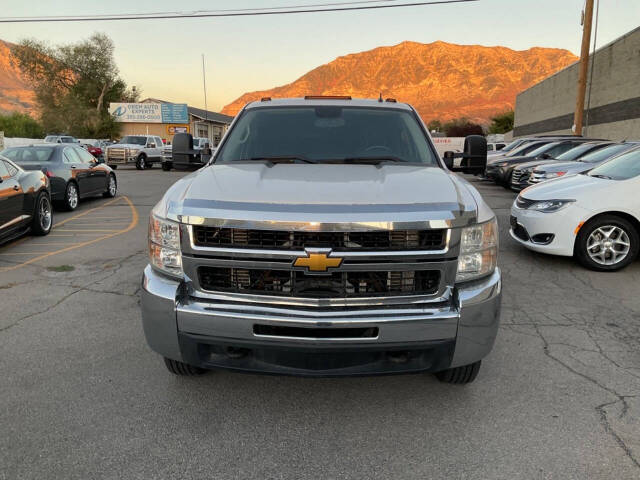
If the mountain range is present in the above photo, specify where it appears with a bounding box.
[221,41,578,124]
[0,39,37,114]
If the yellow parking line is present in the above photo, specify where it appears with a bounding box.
[0,196,139,273]
[0,252,51,256]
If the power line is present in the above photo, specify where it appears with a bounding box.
[0,0,479,23]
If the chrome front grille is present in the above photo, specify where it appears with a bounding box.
[198,267,440,298]
[182,225,457,306]
[192,226,446,251]
[511,169,530,186]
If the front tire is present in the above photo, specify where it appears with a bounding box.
[31,192,52,236]
[162,161,172,171]
[435,361,481,384]
[103,174,117,198]
[163,357,207,376]
[62,182,79,211]
[575,215,639,271]
[136,154,147,170]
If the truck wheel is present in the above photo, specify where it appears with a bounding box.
[162,161,172,171]
[109,164,118,170]
[435,361,481,384]
[575,215,639,271]
[163,357,207,376]
[136,155,147,170]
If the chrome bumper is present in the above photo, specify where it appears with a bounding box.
[141,265,501,374]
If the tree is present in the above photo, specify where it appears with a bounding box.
[0,112,44,138]
[10,34,138,138]
[443,118,485,137]
[427,119,442,132]
[488,110,514,134]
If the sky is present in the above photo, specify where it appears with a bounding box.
[1,0,639,112]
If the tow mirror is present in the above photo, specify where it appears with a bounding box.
[444,135,487,174]
[443,151,455,169]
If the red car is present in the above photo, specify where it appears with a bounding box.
[82,143,103,160]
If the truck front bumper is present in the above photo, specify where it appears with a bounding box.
[141,265,501,376]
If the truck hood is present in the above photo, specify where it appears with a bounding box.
[108,143,144,149]
[156,163,483,229]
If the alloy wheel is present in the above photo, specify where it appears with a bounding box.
[108,176,117,196]
[586,225,631,266]
[68,184,78,209]
[39,196,52,231]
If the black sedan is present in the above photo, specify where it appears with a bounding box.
[1,144,117,211]
[0,156,52,244]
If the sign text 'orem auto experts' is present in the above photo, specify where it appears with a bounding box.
[109,103,189,123]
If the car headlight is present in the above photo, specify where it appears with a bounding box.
[149,215,183,277]
[527,199,574,213]
[543,171,566,179]
[456,218,498,282]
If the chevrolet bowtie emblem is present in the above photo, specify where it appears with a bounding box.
[293,250,343,273]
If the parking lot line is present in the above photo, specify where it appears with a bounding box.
[56,229,123,232]
[0,196,139,273]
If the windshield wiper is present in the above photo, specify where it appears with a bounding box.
[332,156,409,164]
[248,156,317,164]
[591,174,612,179]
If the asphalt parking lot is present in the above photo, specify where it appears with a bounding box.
[1,168,639,479]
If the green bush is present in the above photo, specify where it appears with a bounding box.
[0,112,44,138]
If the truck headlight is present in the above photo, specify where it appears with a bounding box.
[456,218,498,282]
[149,215,183,277]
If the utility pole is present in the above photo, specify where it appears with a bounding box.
[573,0,594,136]
[202,54,208,121]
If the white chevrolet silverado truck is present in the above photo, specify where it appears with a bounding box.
[141,97,501,383]
[105,134,164,170]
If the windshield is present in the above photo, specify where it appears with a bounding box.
[578,143,634,163]
[500,139,526,152]
[216,106,439,165]
[526,142,559,157]
[60,137,75,143]
[506,141,545,157]
[555,143,606,161]
[120,136,147,145]
[2,147,55,162]
[589,148,640,180]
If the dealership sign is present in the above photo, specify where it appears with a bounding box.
[109,103,189,123]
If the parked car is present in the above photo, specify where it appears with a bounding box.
[487,135,583,158]
[104,135,164,170]
[510,146,640,271]
[528,142,640,185]
[509,141,612,191]
[44,135,78,144]
[81,141,104,161]
[487,142,506,152]
[142,97,500,383]
[1,144,117,211]
[487,139,601,186]
[0,156,52,243]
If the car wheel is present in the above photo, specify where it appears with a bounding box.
[103,174,117,198]
[109,164,118,170]
[502,171,514,189]
[435,361,481,384]
[162,161,172,171]
[136,155,147,170]
[163,357,207,376]
[63,182,79,211]
[575,215,639,271]
[31,192,52,236]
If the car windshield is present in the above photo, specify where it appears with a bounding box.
[2,147,55,162]
[121,136,147,145]
[506,141,545,157]
[526,142,559,157]
[60,137,75,143]
[578,143,633,163]
[555,143,605,161]
[216,106,439,165]
[588,148,640,180]
[500,139,525,152]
